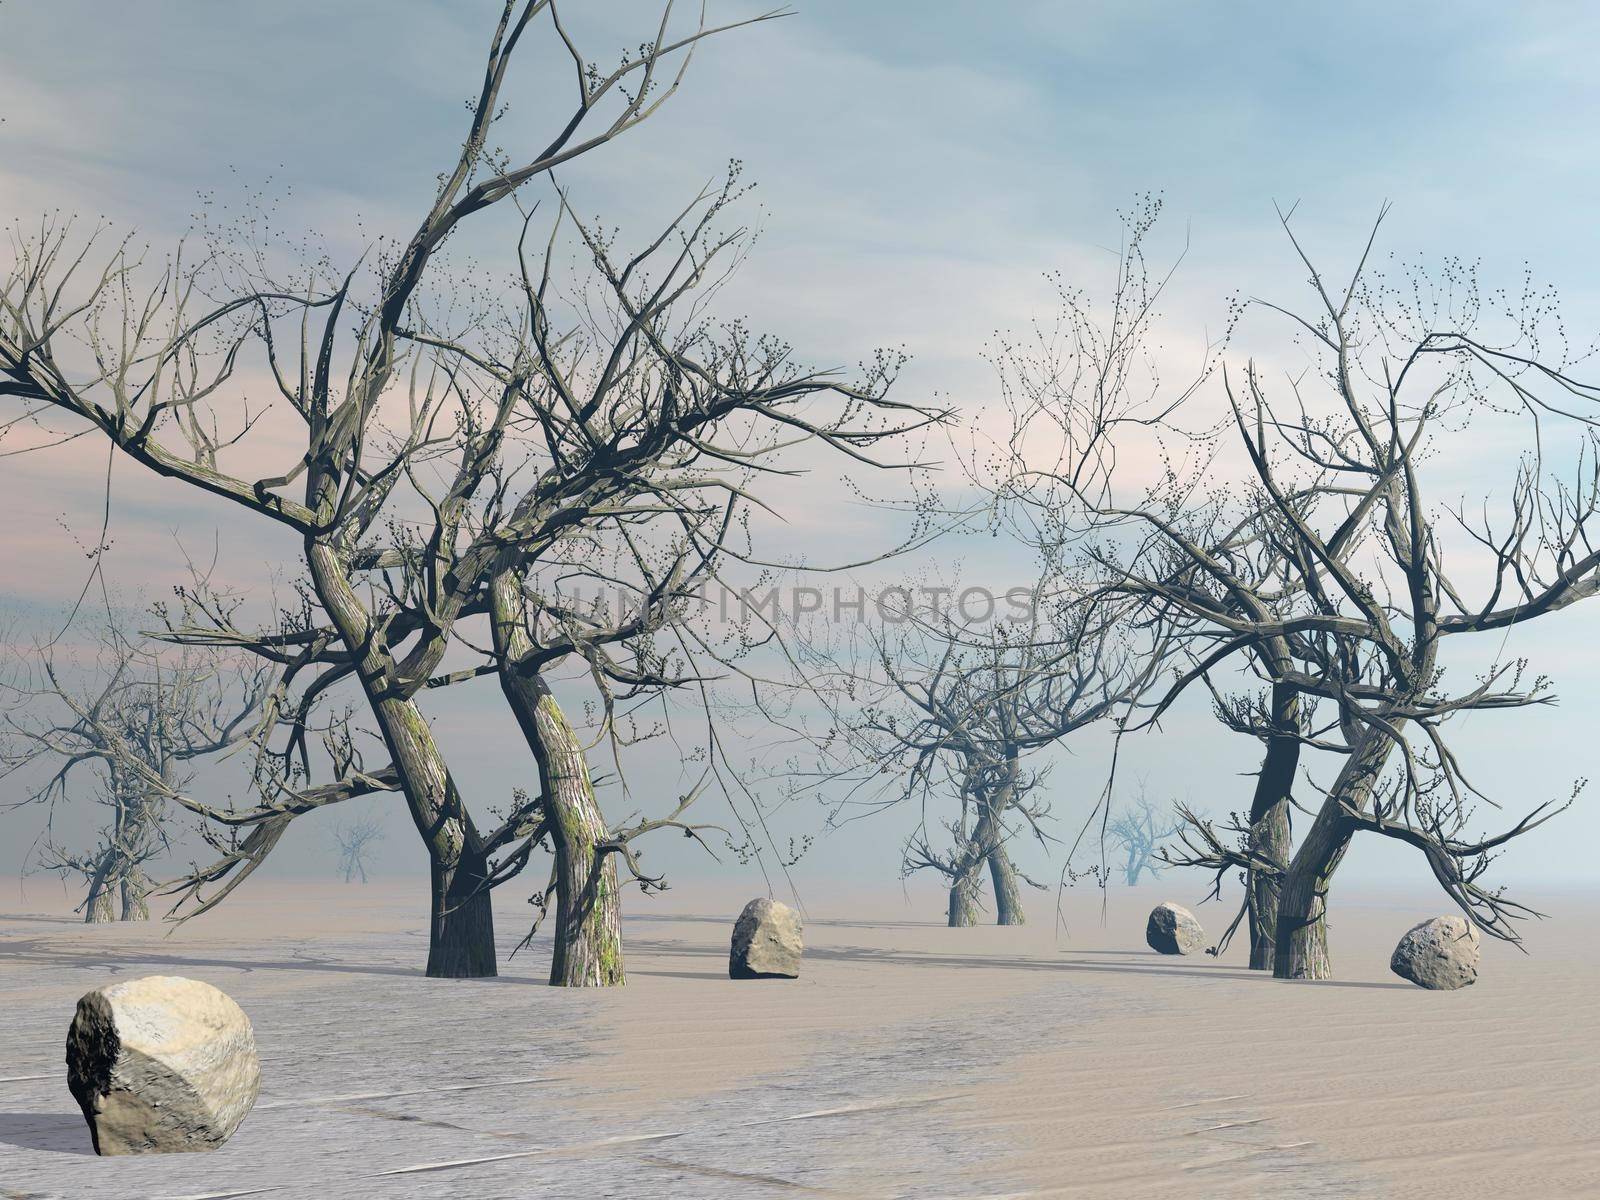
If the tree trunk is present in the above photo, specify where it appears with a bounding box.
[527,681,624,988]
[988,844,1025,925]
[307,541,497,979]
[1247,682,1300,970]
[81,847,119,924]
[1247,804,1291,969]
[84,875,116,924]
[1273,731,1393,980]
[1125,849,1143,887]
[947,870,982,927]
[427,842,498,978]
[490,563,624,987]
[119,867,150,921]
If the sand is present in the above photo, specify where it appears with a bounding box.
[1,877,1595,1198]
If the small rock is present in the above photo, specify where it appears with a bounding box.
[730,898,803,979]
[1146,901,1206,955]
[66,975,260,1155]
[1390,916,1480,990]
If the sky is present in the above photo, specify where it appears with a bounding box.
[3,0,1600,921]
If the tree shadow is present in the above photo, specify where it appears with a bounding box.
[626,912,946,931]
[0,940,548,986]
[0,1111,93,1155]
[623,937,1415,989]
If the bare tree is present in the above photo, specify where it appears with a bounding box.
[961,200,1600,979]
[1,2,795,978]
[1081,214,1600,978]
[467,181,926,983]
[798,570,1167,927]
[132,160,934,985]
[331,808,385,884]
[1106,784,1183,886]
[1148,536,1317,968]
[1,624,267,921]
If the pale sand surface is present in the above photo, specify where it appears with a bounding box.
[0,877,1595,1198]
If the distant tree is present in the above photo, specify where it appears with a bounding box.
[1106,785,1183,886]
[0,624,266,921]
[331,808,385,884]
[800,570,1168,927]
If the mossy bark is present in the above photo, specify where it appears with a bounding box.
[490,563,624,987]
[947,871,982,927]
[306,540,497,979]
[988,844,1025,925]
[1246,682,1300,970]
[528,684,624,987]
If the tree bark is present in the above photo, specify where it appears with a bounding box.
[1273,730,1394,980]
[988,844,1025,925]
[947,870,982,927]
[84,871,115,924]
[119,867,150,921]
[526,681,624,987]
[427,841,498,978]
[948,788,1004,927]
[1247,682,1300,970]
[306,540,497,979]
[490,563,624,987]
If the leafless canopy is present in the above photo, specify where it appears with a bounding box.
[0,621,267,920]
[1106,783,1184,887]
[1011,207,1600,973]
[1,1,940,980]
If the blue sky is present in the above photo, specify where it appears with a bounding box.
[4,1,1600,911]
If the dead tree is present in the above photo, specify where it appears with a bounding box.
[1084,213,1600,979]
[801,573,1167,927]
[901,740,1042,927]
[965,200,1600,978]
[1150,534,1319,968]
[344,178,926,984]
[130,160,934,986]
[1,2,791,978]
[331,809,385,883]
[1106,785,1183,886]
[0,626,265,921]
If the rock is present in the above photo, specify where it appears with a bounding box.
[1145,901,1206,955]
[729,897,803,979]
[1390,916,1481,990]
[65,975,260,1155]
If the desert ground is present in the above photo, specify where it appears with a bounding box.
[1,877,1595,1199]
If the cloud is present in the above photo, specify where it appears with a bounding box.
[5,1,1600,886]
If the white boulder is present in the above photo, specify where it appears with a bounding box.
[66,975,260,1155]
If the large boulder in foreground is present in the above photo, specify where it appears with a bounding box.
[729,898,803,979]
[66,975,260,1155]
[1390,916,1481,990]
[1145,901,1206,956]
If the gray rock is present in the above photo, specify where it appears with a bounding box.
[1390,916,1480,990]
[729,898,803,979]
[66,975,260,1155]
[1145,901,1206,955]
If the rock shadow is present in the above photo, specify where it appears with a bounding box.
[0,1111,93,1155]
